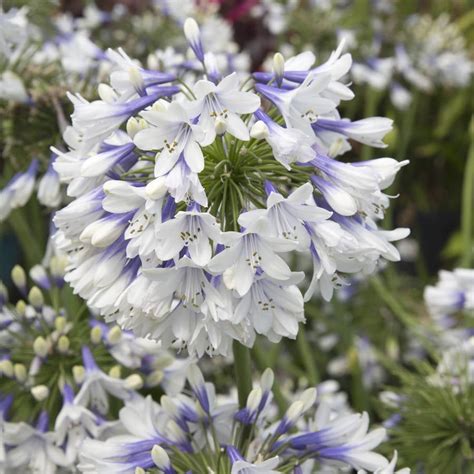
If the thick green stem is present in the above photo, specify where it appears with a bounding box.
[8,207,45,268]
[232,341,253,408]
[461,116,474,267]
[296,326,319,386]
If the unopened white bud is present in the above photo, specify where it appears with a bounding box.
[107,326,122,345]
[55,316,67,332]
[33,336,49,358]
[300,387,317,411]
[109,365,122,379]
[50,255,68,279]
[152,444,170,468]
[88,220,123,248]
[57,335,70,353]
[160,395,178,416]
[125,374,143,390]
[260,368,274,392]
[31,384,49,401]
[273,52,285,80]
[128,66,144,93]
[151,98,168,112]
[145,177,167,200]
[15,300,26,316]
[147,53,159,70]
[286,400,304,422]
[90,326,103,344]
[14,363,27,383]
[187,364,205,389]
[184,18,200,45]
[246,387,262,411]
[11,265,26,290]
[28,286,44,308]
[98,83,117,103]
[215,116,227,135]
[30,265,49,289]
[126,117,147,138]
[135,468,146,474]
[0,359,13,377]
[250,121,269,140]
[73,365,85,384]
[146,370,164,387]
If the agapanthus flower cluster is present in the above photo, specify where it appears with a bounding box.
[0,261,190,472]
[396,14,473,91]
[424,268,474,344]
[78,365,408,473]
[53,17,409,356]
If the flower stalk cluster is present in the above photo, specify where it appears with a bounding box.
[0,261,190,471]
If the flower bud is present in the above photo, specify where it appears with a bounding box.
[135,468,145,474]
[50,255,68,280]
[128,66,145,95]
[98,83,117,103]
[30,265,50,290]
[260,368,274,392]
[300,387,317,411]
[152,444,171,469]
[0,359,13,377]
[126,117,147,138]
[286,400,304,423]
[125,374,143,390]
[33,336,49,358]
[273,52,285,82]
[146,369,164,387]
[160,395,178,416]
[187,364,205,390]
[55,316,67,332]
[73,365,85,384]
[107,325,122,345]
[147,53,159,70]
[31,385,49,401]
[11,265,26,291]
[250,121,269,140]
[246,387,262,412]
[28,286,44,308]
[15,300,26,316]
[57,335,70,353]
[151,98,168,112]
[14,363,27,383]
[184,18,202,60]
[90,326,103,344]
[108,365,122,379]
[145,177,167,200]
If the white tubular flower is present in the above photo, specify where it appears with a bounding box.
[134,101,206,176]
[208,218,297,297]
[190,72,260,143]
[153,208,222,265]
